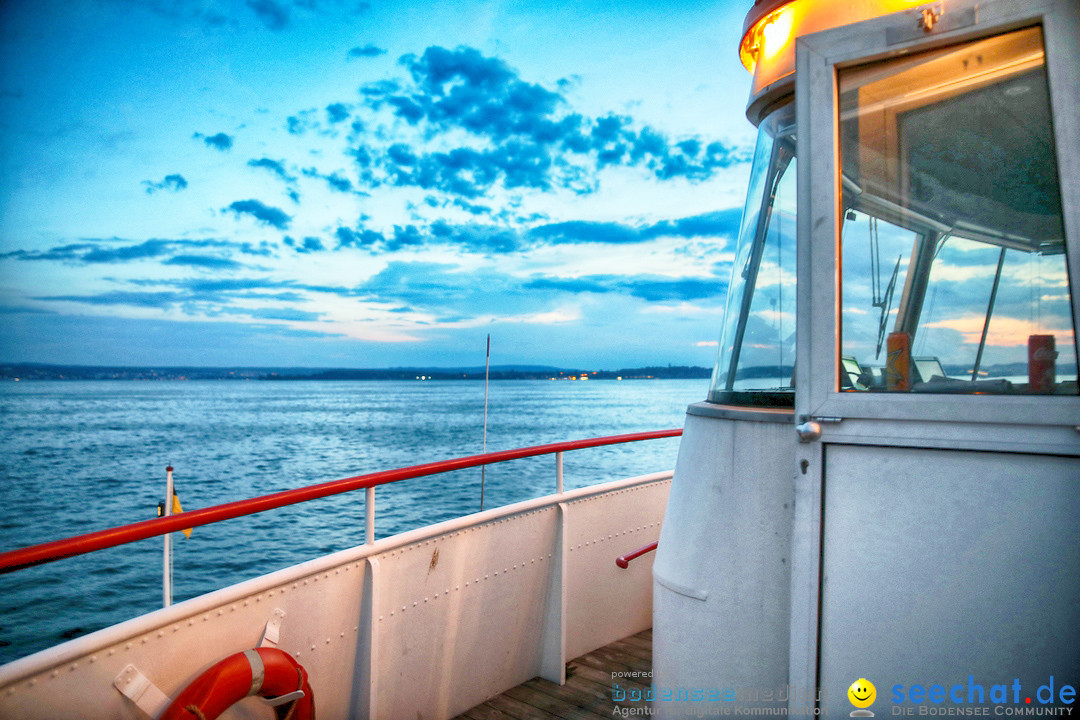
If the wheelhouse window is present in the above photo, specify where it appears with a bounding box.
[838,26,1078,395]
[709,103,796,407]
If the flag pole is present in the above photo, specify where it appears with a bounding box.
[480,334,490,511]
[163,465,173,608]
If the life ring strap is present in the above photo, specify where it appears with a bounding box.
[242,649,264,696]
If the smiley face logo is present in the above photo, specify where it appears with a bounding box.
[848,678,876,716]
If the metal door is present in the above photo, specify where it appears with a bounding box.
[792,1,1080,715]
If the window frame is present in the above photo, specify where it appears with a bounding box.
[794,0,1080,431]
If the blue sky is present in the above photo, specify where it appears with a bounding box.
[0,0,754,369]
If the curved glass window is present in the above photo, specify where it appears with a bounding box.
[709,103,796,406]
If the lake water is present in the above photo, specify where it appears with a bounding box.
[0,378,704,664]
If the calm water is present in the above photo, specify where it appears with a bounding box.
[0,379,702,663]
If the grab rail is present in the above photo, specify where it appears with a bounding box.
[615,541,659,568]
[0,429,681,575]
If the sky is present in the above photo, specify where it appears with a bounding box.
[0,0,756,370]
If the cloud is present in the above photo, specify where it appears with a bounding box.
[529,221,640,245]
[0,243,100,262]
[226,199,292,229]
[353,46,752,200]
[247,0,289,30]
[194,132,234,151]
[143,173,188,194]
[335,225,384,248]
[528,209,742,247]
[317,208,737,257]
[163,255,244,269]
[356,261,522,313]
[35,290,181,309]
[81,239,177,263]
[348,44,386,59]
[524,273,725,303]
[286,115,309,135]
[283,235,326,253]
[380,141,559,198]
[301,167,358,194]
[326,103,350,124]
[352,260,727,329]
[1,238,274,268]
[247,157,296,183]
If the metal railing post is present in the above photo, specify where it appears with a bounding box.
[556,452,563,494]
[365,487,375,545]
[163,466,173,608]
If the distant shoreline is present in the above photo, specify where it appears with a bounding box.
[0,363,713,382]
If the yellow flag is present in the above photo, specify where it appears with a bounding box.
[172,492,193,538]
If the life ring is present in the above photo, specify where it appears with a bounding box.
[160,646,314,720]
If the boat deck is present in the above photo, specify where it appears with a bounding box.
[455,629,653,720]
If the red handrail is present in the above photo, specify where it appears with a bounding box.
[615,541,659,568]
[0,429,681,574]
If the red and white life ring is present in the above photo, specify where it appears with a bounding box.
[160,646,314,720]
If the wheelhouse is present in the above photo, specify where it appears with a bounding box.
[655,0,1079,715]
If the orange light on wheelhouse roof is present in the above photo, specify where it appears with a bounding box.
[740,3,795,74]
[739,0,934,75]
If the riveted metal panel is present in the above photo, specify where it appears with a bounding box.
[371,506,561,720]
[564,479,670,662]
[0,553,370,719]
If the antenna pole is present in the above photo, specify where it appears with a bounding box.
[480,334,490,511]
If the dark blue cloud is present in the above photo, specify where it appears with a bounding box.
[0,243,99,262]
[163,255,244,269]
[393,46,565,143]
[525,273,726,303]
[286,114,310,135]
[226,199,292,229]
[143,173,188,194]
[35,290,180,309]
[528,209,742,246]
[326,172,353,192]
[335,226,384,248]
[646,208,743,239]
[353,46,751,199]
[80,240,174,263]
[247,0,289,30]
[1,238,274,268]
[326,103,350,124]
[301,167,360,194]
[627,277,723,302]
[194,132,234,151]
[348,44,386,59]
[381,141,558,198]
[529,221,641,245]
[320,208,736,256]
[283,235,326,253]
[450,198,493,217]
[430,221,520,253]
[247,157,295,183]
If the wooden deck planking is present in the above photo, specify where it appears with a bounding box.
[455,629,653,720]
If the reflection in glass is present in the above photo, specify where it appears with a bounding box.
[709,103,796,406]
[838,26,1077,394]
